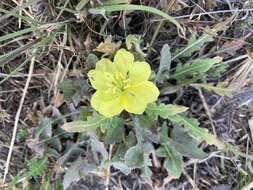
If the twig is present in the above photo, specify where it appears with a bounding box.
[198,88,217,137]
[175,8,253,19]
[183,170,199,190]
[241,181,253,190]
[149,8,253,23]
[2,50,36,183]
[105,144,113,190]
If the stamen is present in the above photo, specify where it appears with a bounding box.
[119,72,124,79]
[123,79,130,84]
[115,73,121,80]
[123,84,130,89]
[112,87,117,94]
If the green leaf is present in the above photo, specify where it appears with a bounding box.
[35,117,52,139]
[63,158,95,190]
[146,103,188,120]
[168,114,225,149]
[62,115,106,133]
[155,44,171,83]
[163,145,183,178]
[112,162,132,175]
[170,127,208,159]
[142,165,152,180]
[124,132,137,148]
[86,53,98,69]
[125,145,144,168]
[133,116,160,144]
[126,34,145,57]
[27,157,48,178]
[63,158,83,189]
[191,83,233,97]
[112,143,128,161]
[104,118,124,144]
[59,79,89,105]
[156,147,167,157]
[173,33,213,59]
[170,57,222,80]
[138,115,154,128]
[103,0,129,5]
[158,123,170,142]
[90,138,108,159]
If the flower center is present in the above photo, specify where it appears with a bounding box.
[105,71,131,93]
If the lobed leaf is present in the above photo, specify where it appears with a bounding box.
[168,114,225,149]
[146,103,188,120]
[173,33,213,59]
[155,44,171,83]
[170,57,222,80]
[163,145,183,178]
[170,126,208,159]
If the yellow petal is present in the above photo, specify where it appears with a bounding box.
[88,59,116,90]
[122,94,147,114]
[91,90,123,117]
[88,70,108,90]
[129,61,151,84]
[123,81,159,114]
[95,58,116,73]
[114,49,134,76]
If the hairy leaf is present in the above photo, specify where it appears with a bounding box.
[59,78,89,105]
[163,145,183,178]
[104,118,124,144]
[170,126,208,158]
[63,158,83,189]
[126,34,145,57]
[170,57,222,80]
[168,114,225,149]
[125,145,144,168]
[191,83,233,97]
[173,33,213,59]
[146,103,188,120]
[62,115,106,133]
[63,158,95,189]
[155,44,171,83]
[112,162,132,175]
[90,138,108,159]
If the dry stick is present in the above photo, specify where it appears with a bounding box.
[2,51,36,183]
[147,0,176,55]
[105,144,114,190]
[198,88,217,137]
[18,0,24,28]
[149,8,253,23]
[174,8,253,19]
[183,170,199,190]
[241,181,253,190]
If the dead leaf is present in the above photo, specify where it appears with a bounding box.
[94,35,121,56]
[168,0,189,12]
[84,33,93,52]
[219,40,245,56]
[51,93,65,107]
[26,138,45,156]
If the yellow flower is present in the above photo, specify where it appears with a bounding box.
[88,49,159,117]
